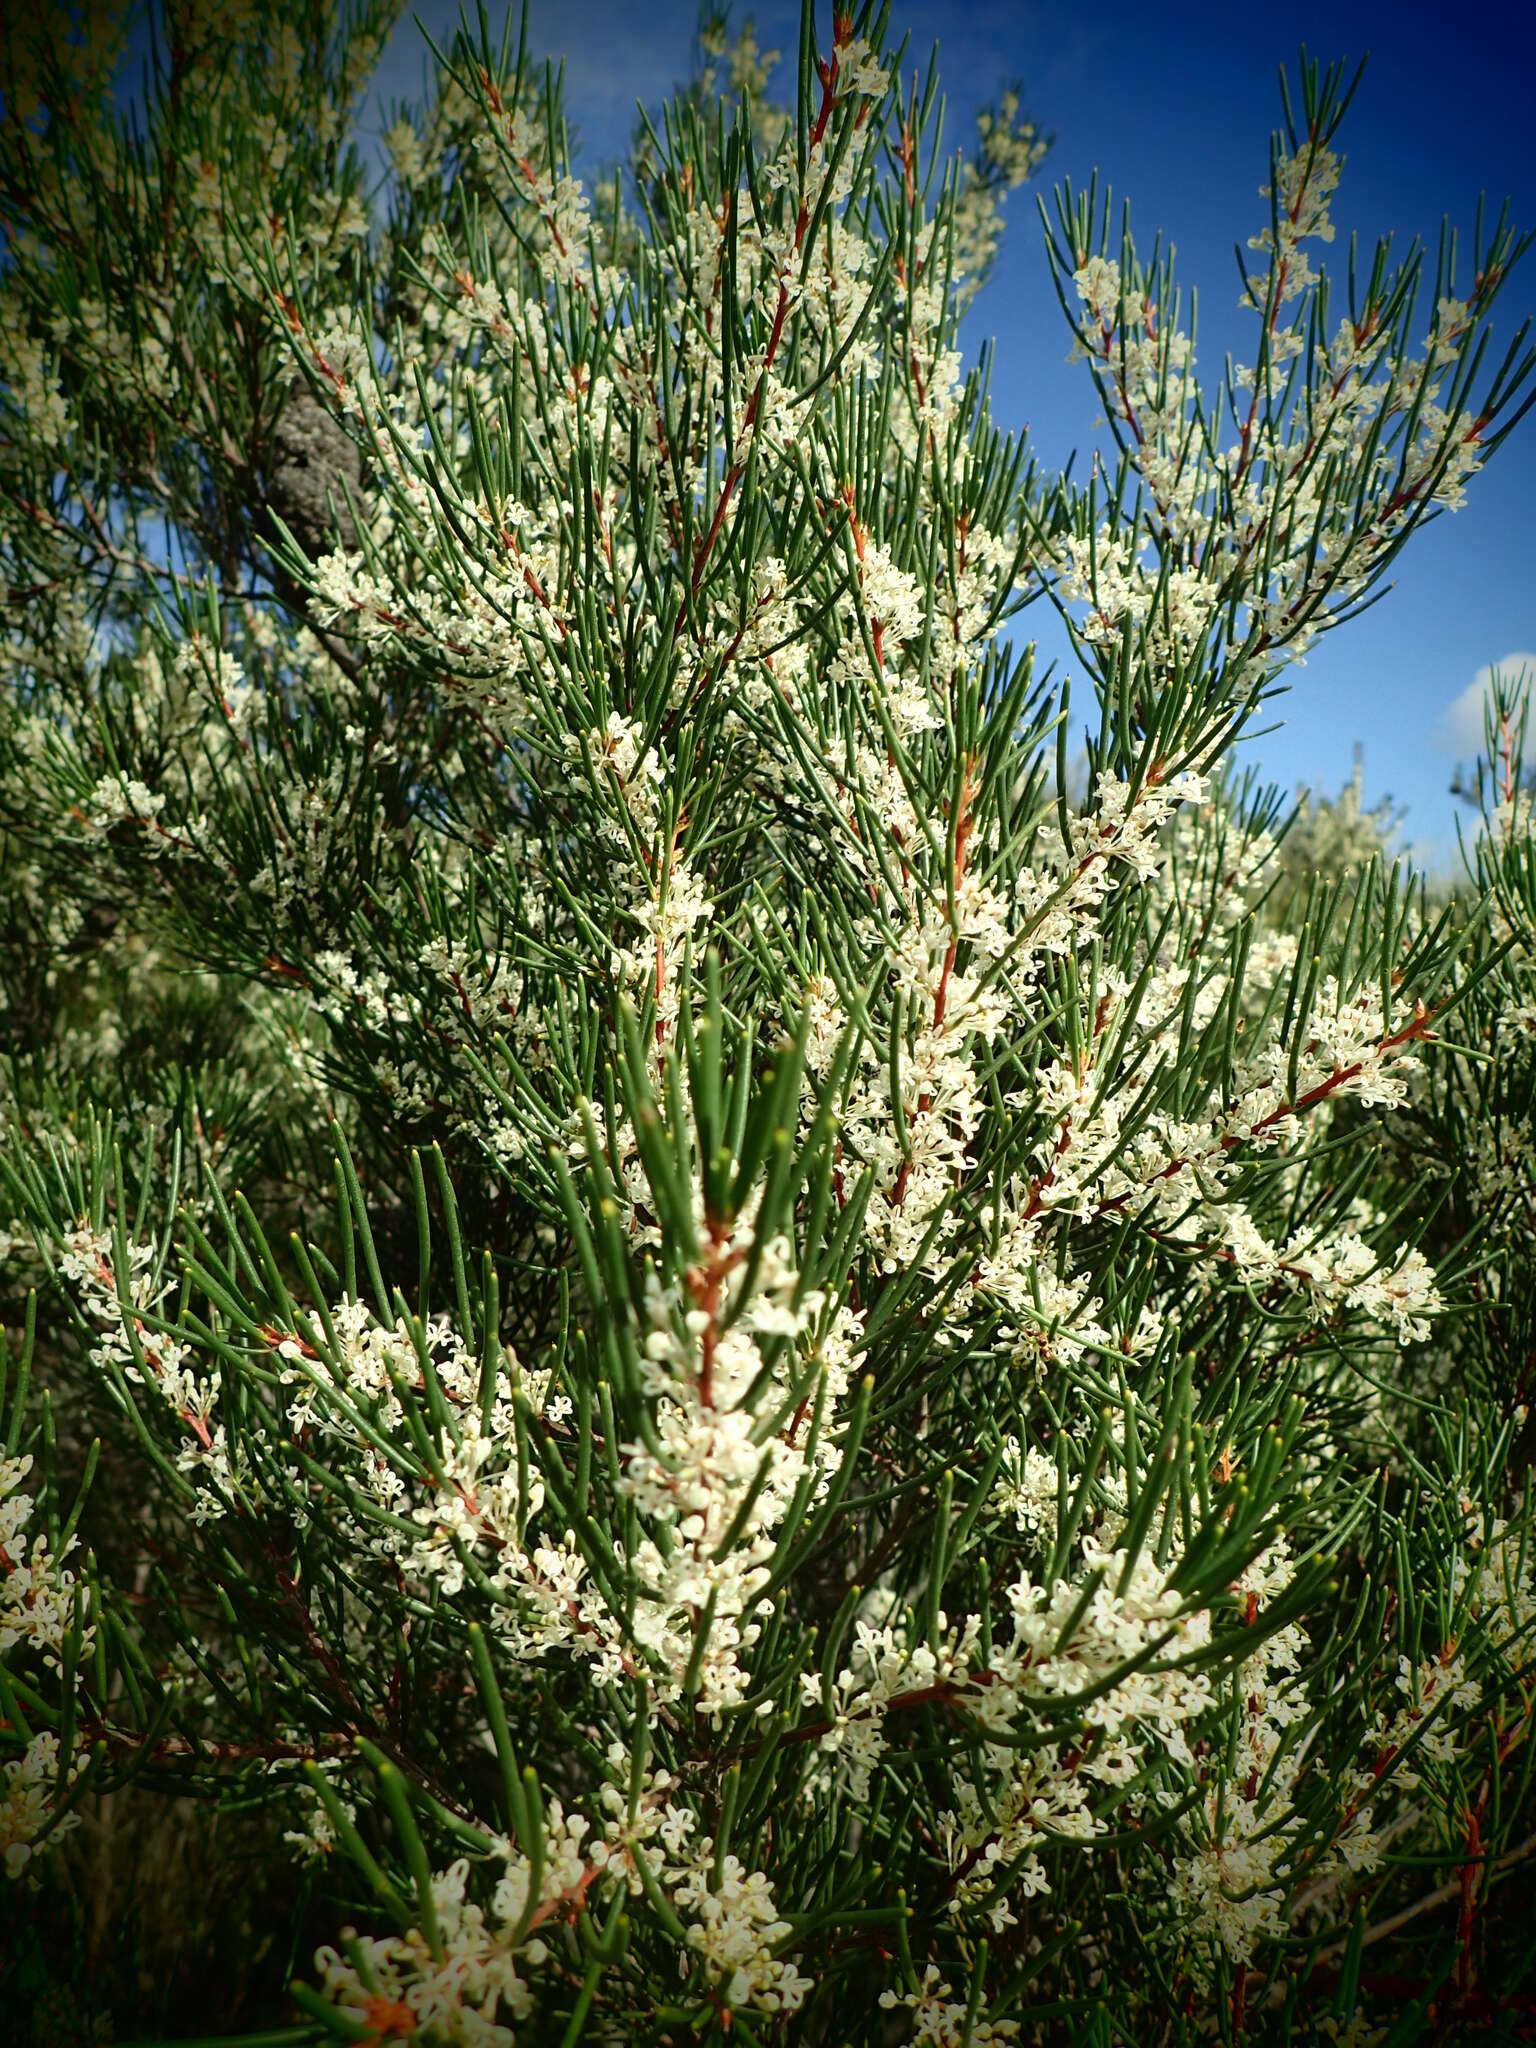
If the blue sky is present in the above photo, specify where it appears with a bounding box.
[370,0,1536,864]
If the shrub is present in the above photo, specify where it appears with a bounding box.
[3,3,1535,2041]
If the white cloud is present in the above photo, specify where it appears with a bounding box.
[1434,654,1536,757]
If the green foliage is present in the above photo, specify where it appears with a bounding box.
[3,3,1536,2043]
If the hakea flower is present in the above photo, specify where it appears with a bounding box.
[1,1455,86,1670]
[58,1228,231,1507]
[805,1608,987,1804]
[2,1731,85,1881]
[1170,1541,1313,1970]
[2,1456,92,1878]
[569,712,664,837]
[943,1542,1215,1925]
[314,1834,570,2045]
[1370,1647,1483,1793]
[310,1756,812,2038]
[1172,1517,1536,1977]
[263,1189,862,1721]
[1279,1231,1441,1345]
[619,1202,862,1716]
[1059,117,1487,666]
[1451,1516,1536,1652]
[672,1850,813,2013]
[993,1436,1064,1549]
[283,1757,362,1865]
[811,1538,1214,1926]
[7,6,1536,2038]
[275,1301,600,1644]
[603,1753,810,2010]
[609,858,715,1038]
[83,773,166,833]
[880,1963,1021,2045]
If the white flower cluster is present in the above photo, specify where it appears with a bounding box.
[266,1186,862,1722]
[1,1453,83,1670]
[283,1782,358,1864]
[994,1436,1062,1549]
[1,1729,84,1882]
[619,1198,861,1716]
[2,1453,92,1877]
[1453,1515,1536,1655]
[1368,1645,1482,1795]
[314,1830,570,2045]
[672,1851,812,2015]
[975,914,1443,1374]
[570,711,664,843]
[1060,127,1486,672]
[610,856,715,1039]
[880,1964,1020,2045]
[1170,1542,1313,1968]
[812,1536,1214,1927]
[942,1540,1215,1924]
[601,1743,812,2014]
[83,773,165,834]
[311,1755,811,2040]
[58,1228,230,1511]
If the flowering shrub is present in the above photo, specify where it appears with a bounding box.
[2,2,1535,2042]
